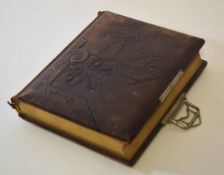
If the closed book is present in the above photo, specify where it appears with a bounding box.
[10,11,207,165]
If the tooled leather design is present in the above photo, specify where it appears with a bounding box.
[39,21,160,132]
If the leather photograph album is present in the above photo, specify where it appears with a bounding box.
[9,11,207,165]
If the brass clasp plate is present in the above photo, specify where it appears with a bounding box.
[162,93,201,129]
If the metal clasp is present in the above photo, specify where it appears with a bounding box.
[162,93,201,129]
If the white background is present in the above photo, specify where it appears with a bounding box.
[1,0,224,175]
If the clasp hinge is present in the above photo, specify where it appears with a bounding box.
[161,93,201,129]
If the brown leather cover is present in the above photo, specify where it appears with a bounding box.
[13,11,205,142]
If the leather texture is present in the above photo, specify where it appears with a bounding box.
[16,11,205,141]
